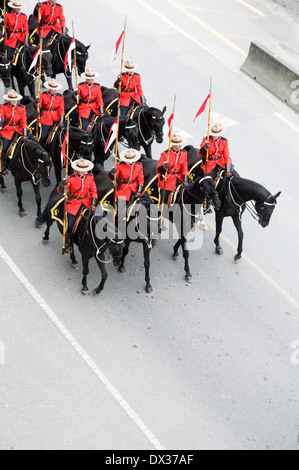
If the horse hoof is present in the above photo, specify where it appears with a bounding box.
[81,288,90,296]
[200,223,208,231]
[145,286,153,294]
[173,253,179,261]
[216,248,224,255]
[118,266,126,274]
[185,275,193,283]
[19,211,27,217]
[71,263,79,270]
[93,289,101,296]
[234,255,242,263]
[42,238,49,244]
[0,188,7,193]
[35,220,44,228]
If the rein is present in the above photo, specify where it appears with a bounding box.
[88,215,123,264]
[137,108,155,146]
[20,142,45,185]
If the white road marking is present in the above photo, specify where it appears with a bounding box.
[235,0,265,17]
[211,112,240,128]
[0,244,165,451]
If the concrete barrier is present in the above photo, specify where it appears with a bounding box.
[241,41,299,113]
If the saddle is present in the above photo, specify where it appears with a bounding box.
[45,124,59,148]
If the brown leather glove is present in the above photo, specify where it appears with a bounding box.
[163,162,170,171]
[61,178,69,187]
[182,175,189,188]
[203,141,210,150]
[109,167,117,179]
[91,197,98,213]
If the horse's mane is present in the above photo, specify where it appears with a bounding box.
[229,175,271,197]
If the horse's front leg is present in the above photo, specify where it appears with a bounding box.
[143,242,153,293]
[173,239,182,260]
[14,179,26,216]
[93,254,108,295]
[29,81,36,99]
[66,74,74,91]
[42,218,53,244]
[0,175,7,192]
[118,239,130,273]
[214,210,224,255]
[232,214,244,263]
[182,237,192,283]
[144,144,152,159]
[32,182,42,218]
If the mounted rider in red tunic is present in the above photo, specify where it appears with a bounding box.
[156,134,189,206]
[58,158,98,253]
[33,0,67,45]
[199,123,233,179]
[0,89,29,176]
[0,1,29,61]
[114,60,146,116]
[72,68,105,132]
[34,78,65,145]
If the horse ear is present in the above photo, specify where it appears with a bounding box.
[162,106,167,116]
[86,45,91,50]
[269,191,281,202]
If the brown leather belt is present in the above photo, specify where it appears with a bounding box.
[119,178,137,184]
[8,30,23,34]
[43,107,59,112]
[7,122,20,127]
[123,90,135,93]
[42,21,57,26]
[81,99,96,104]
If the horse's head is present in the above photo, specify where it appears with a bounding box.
[255,192,281,228]
[0,52,12,88]
[41,47,53,77]
[70,127,94,158]
[26,140,52,187]
[75,41,90,76]
[146,106,166,144]
[124,118,140,150]
[197,175,221,210]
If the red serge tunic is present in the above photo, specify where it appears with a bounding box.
[39,92,65,126]
[4,12,29,48]
[115,73,144,107]
[0,104,28,140]
[156,149,188,192]
[34,1,66,38]
[57,173,98,216]
[115,162,144,201]
[200,137,231,173]
[77,83,104,119]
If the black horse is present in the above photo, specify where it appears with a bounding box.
[102,86,166,159]
[11,45,53,98]
[26,103,95,183]
[0,52,12,88]
[93,116,140,166]
[142,158,221,282]
[0,138,51,217]
[28,15,90,90]
[94,170,160,293]
[214,176,281,262]
[37,189,125,295]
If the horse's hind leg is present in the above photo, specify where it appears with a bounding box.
[70,244,79,270]
[143,242,153,293]
[15,179,26,216]
[43,218,53,243]
[118,240,130,274]
[93,256,108,295]
[81,254,90,295]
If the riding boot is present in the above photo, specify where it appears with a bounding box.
[0,152,8,176]
[64,233,72,254]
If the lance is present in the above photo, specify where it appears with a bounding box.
[36,0,43,140]
[113,16,127,222]
[62,120,70,254]
[72,21,80,128]
[2,0,6,57]
[205,77,212,175]
[160,95,176,222]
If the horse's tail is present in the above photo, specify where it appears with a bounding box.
[35,202,49,227]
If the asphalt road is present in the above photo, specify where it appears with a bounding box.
[0,0,299,450]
